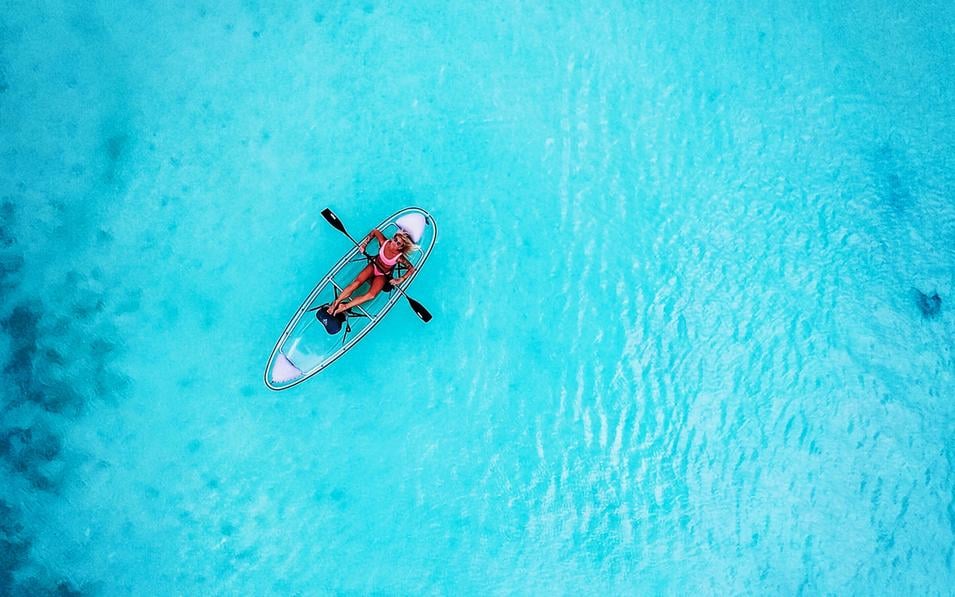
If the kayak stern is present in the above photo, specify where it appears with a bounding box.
[270,352,303,385]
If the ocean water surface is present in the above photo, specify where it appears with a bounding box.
[2,0,954,594]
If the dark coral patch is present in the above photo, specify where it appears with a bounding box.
[104,134,127,162]
[70,288,106,318]
[0,304,39,342]
[0,199,15,245]
[101,131,132,184]
[36,384,86,416]
[1,299,119,415]
[915,289,942,318]
[0,500,32,594]
[0,197,128,592]
[96,228,113,244]
[0,210,124,594]
[0,426,62,490]
[2,305,41,401]
[0,305,88,415]
[1,427,61,464]
[870,143,913,210]
[0,199,22,291]
[8,577,85,596]
[0,253,23,292]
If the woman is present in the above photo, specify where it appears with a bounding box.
[327,228,417,316]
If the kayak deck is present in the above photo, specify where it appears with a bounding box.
[264,207,436,390]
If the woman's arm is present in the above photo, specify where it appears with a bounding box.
[393,257,416,285]
[359,229,387,251]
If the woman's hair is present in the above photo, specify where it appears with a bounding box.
[393,231,419,255]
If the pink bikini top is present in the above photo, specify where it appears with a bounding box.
[374,240,401,271]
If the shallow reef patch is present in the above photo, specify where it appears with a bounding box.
[0,499,32,594]
[101,129,131,184]
[870,142,914,211]
[0,199,23,292]
[914,289,942,318]
[0,204,128,594]
[0,499,87,595]
[0,426,62,491]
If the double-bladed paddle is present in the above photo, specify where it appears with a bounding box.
[320,208,433,323]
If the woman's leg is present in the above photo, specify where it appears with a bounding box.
[328,264,375,313]
[331,275,387,315]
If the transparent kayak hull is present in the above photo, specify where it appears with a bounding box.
[263,207,436,390]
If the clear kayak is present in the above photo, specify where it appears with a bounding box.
[263,207,437,390]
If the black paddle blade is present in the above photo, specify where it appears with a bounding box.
[406,296,432,323]
[321,208,347,234]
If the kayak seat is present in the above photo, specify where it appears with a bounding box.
[315,304,347,335]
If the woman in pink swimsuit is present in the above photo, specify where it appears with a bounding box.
[327,228,417,317]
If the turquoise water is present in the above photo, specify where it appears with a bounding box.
[2,0,954,594]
